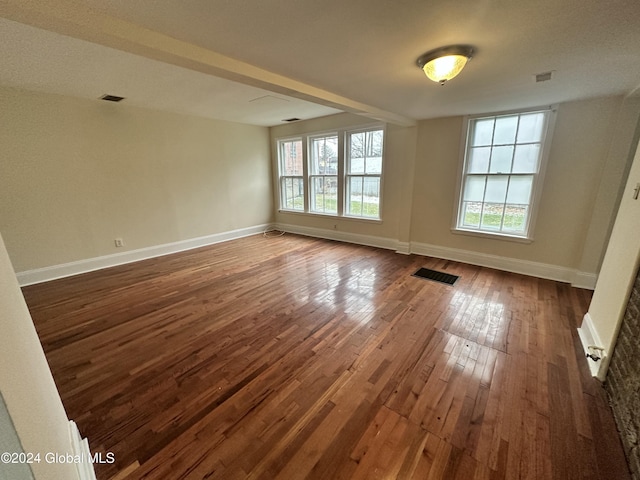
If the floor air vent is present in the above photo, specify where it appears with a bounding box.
[412,267,459,286]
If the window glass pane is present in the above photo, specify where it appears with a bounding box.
[472,118,494,146]
[461,201,481,227]
[283,178,292,209]
[503,205,528,232]
[512,144,540,173]
[310,176,337,214]
[310,177,321,211]
[484,176,508,203]
[365,130,383,174]
[280,140,303,176]
[506,175,533,204]
[468,147,490,173]
[463,175,486,202]
[489,146,513,173]
[517,113,545,143]
[348,176,380,218]
[493,116,518,145]
[310,136,338,175]
[366,156,382,174]
[481,204,504,230]
[325,177,338,213]
[282,177,303,210]
[349,132,365,174]
[362,177,380,217]
[349,130,383,174]
[348,177,364,216]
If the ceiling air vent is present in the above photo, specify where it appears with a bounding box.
[282,118,301,122]
[100,94,125,102]
[534,71,553,83]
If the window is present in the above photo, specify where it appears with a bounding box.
[455,109,554,239]
[278,138,304,211]
[277,126,385,220]
[346,129,383,218]
[309,135,338,214]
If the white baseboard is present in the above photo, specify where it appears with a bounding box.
[395,242,411,255]
[17,222,598,290]
[275,223,400,252]
[571,271,598,290]
[16,224,271,286]
[577,313,608,379]
[69,421,96,480]
[410,241,597,288]
[275,226,597,289]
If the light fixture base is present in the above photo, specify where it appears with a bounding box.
[416,45,474,69]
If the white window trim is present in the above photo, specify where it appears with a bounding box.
[451,105,557,242]
[276,123,386,221]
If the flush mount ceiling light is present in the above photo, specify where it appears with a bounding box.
[416,45,474,85]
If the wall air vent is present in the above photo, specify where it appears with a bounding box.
[282,118,301,122]
[534,71,553,83]
[100,94,125,102]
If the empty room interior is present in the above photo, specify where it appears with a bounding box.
[2,1,640,479]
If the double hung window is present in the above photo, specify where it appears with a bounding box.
[277,126,384,220]
[346,130,383,218]
[309,135,338,214]
[278,139,304,211]
[455,109,554,240]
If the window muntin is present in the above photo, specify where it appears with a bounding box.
[346,129,383,218]
[457,111,550,238]
[278,139,304,211]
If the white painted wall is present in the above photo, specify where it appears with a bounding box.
[579,135,640,380]
[0,232,80,480]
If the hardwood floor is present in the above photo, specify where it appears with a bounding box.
[22,234,630,479]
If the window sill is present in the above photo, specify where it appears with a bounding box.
[278,209,382,224]
[451,227,533,244]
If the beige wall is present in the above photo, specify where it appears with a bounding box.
[577,97,640,273]
[0,86,273,272]
[0,232,80,480]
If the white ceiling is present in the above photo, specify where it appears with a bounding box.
[1,0,639,127]
[0,18,341,127]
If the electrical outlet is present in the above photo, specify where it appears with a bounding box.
[114,238,124,248]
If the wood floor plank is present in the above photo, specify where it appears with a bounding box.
[21,233,630,479]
